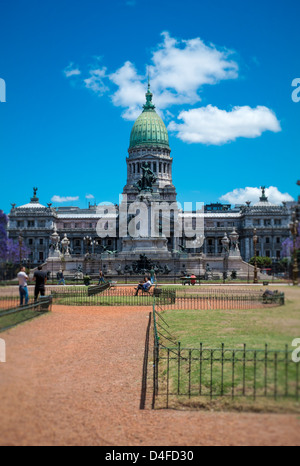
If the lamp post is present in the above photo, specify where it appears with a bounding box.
[84,236,96,274]
[221,233,230,284]
[289,212,299,286]
[84,236,93,255]
[253,228,258,284]
[18,233,23,267]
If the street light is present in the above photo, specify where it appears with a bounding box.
[84,236,93,255]
[18,233,23,267]
[253,228,258,284]
[289,211,299,286]
[221,233,230,284]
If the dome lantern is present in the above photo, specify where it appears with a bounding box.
[129,84,170,151]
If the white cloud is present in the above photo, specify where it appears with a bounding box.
[109,61,146,120]
[168,105,281,145]
[85,194,95,199]
[64,63,81,78]
[51,195,79,203]
[107,32,238,120]
[220,187,294,205]
[84,68,109,96]
[63,32,281,148]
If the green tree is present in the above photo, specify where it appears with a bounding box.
[249,256,272,269]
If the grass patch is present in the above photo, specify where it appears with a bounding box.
[0,307,47,332]
[154,286,300,412]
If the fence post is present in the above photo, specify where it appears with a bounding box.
[285,344,289,397]
[177,341,181,395]
[265,344,268,397]
[253,351,257,401]
[243,344,246,396]
[210,350,213,401]
[167,348,170,408]
[274,352,278,401]
[189,349,192,399]
[199,342,203,396]
[232,350,235,400]
[221,343,224,397]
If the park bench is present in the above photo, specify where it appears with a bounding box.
[88,282,111,297]
[262,290,285,305]
[38,296,53,312]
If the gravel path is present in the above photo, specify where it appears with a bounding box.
[0,305,299,446]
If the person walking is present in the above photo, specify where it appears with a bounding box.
[17,266,29,306]
[33,265,47,301]
[98,270,105,285]
[57,269,65,286]
[150,267,156,285]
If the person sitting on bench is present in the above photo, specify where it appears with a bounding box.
[135,276,152,296]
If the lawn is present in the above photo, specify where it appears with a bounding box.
[0,307,47,332]
[154,286,300,412]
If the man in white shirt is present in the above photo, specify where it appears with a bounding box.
[17,267,29,306]
[135,276,152,296]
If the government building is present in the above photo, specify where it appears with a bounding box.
[7,85,293,278]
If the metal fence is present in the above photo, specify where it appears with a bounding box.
[154,343,299,408]
[0,297,52,332]
[155,288,284,311]
[152,296,298,409]
[49,286,284,310]
[51,286,156,307]
[0,295,35,312]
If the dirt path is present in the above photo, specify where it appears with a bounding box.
[0,305,299,446]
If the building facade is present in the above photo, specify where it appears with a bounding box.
[7,87,293,273]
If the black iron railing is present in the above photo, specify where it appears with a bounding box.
[0,296,52,332]
[154,343,299,408]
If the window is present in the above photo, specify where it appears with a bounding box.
[266,237,270,244]
[17,221,24,228]
[254,219,261,226]
[28,239,33,245]
[27,220,34,228]
[276,250,281,259]
[264,219,271,227]
[39,239,44,245]
[266,250,271,257]
[274,219,282,226]
[63,223,68,229]
[38,221,46,228]
[276,237,281,244]
[39,252,44,262]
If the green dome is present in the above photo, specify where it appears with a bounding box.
[129,86,170,150]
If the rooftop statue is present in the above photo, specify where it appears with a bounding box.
[135,162,157,192]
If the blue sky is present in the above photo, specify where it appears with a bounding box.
[0,0,299,213]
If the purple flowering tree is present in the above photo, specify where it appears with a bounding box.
[0,210,30,264]
[0,210,8,262]
[281,224,300,258]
